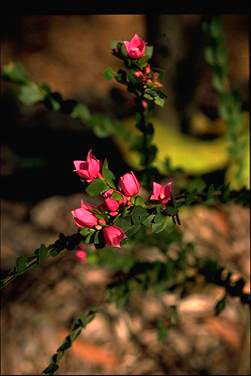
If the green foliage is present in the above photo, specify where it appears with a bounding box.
[42,309,96,374]
[86,178,110,196]
[102,158,116,189]
[202,15,247,189]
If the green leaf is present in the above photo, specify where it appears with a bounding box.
[133,196,145,207]
[19,82,45,106]
[86,178,110,196]
[126,224,141,237]
[204,47,215,65]
[103,67,114,80]
[38,244,49,263]
[93,125,110,138]
[111,191,123,202]
[16,256,28,274]
[114,217,132,232]
[85,230,95,244]
[102,159,116,189]
[146,45,154,60]
[143,214,155,226]
[131,206,148,225]
[212,74,225,92]
[152,215,168,233]
[80,228,91,236]
[1,61,29,84]
[94,231,100,245]
[154,95,165,107]
[214,295,226,315]
[71,103,91,122]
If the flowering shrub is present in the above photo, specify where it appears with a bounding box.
[1,26,250,375]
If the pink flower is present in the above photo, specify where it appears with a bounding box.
[71,201,98,228]
[134,70,143,78]
[101,189,127,205]
[76,250,87,262]
[119,171,140,196]
[150,181,172,204]
[142,99,148,109]
[123,34,145,59]
[105,197,120,212]
[73,150,102,183]
[144,65,151,75]
[103,225,126,248]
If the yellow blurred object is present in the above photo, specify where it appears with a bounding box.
[190,111,249,136]
[114,114,250,188]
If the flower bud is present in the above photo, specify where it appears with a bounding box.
[76,250,87,262]
[123,34,145,59]
[144,65,151,75]
[105,197,120,212]
[142,99,148,109]
[119,171,140,196]
[103,225,126,248]
[73,150,101,183]
[134,70,143,78]
[71,202,98,228]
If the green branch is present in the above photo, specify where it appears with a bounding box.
[42,308,97,375]
[202,16,247,188]
[1,61,135,144]
[0,232,83,290]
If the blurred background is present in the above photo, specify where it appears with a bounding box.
[1,15,250,375]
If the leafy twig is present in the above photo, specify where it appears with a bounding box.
[42,309,97,375]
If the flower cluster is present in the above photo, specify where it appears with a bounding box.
[72,150,140,248]
[108,34,167,109]
[71,150,173,252]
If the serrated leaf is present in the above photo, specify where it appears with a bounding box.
[86,178,110,196]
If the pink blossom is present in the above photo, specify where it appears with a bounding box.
[119,171,140,197]
[105,197,120,212]
[150,181,172,205]
[134,70,143,78]
[101,189,127,205]
[73,150,102,183]
[71,201,98,228]
[142,99,148,109]
[76,250,87,262]
[123,34,145,59]
[144,65,151,75]
[103,225,126,248]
